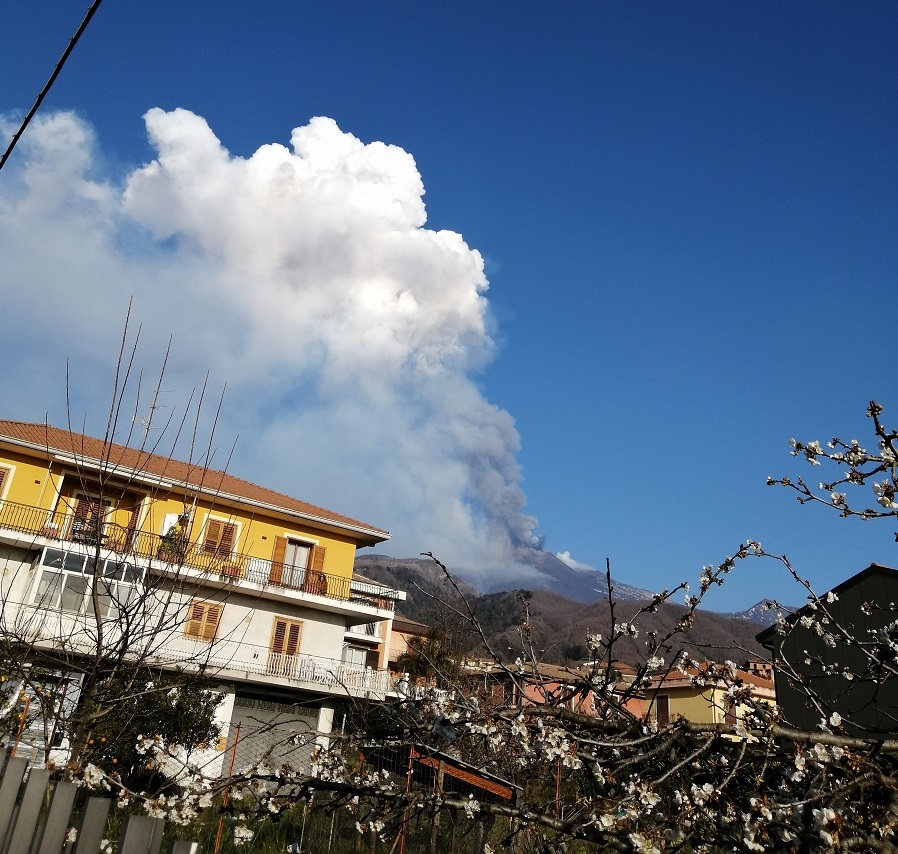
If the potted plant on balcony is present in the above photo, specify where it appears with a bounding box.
[302,569,328,596]
[156,522,188,564]
[219,562,243,580]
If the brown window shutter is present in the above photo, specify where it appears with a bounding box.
[0,468,7,494]
[270,618,288,654]
[285,621,302,655]
[311,546,326,572]
[203,604,222,641]
[218,523,236,557]
[186,600,223,641]
[202,519,222,554]
[185,602,207,638]
[301,546,328,595]
[269,537,287,585]
[73,498,89,522]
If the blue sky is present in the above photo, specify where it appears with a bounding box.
[1,2,896,610]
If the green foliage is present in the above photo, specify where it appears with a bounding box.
[81,668,223,792]
[394,629,461,684]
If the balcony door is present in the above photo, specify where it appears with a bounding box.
[67,493,111,545]
[268,537,311,588]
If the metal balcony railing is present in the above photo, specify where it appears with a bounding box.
[169,638,394,696]
[0,500,396,610]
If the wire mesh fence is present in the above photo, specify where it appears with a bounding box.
[201,794,515,854]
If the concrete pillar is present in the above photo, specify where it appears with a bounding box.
[316,702,336,752]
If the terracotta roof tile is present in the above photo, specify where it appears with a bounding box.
[0,420,388,538]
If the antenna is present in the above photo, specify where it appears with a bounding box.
[134,387,172,440]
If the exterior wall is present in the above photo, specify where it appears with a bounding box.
[760,569,898,736]
[141,495,360,578]
[0,544,37,605]
[176,587,349,661]
[662,687,724,725]
[388,626,430,669]
[0,451,62,509]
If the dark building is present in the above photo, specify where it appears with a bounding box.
[756,563,898,737]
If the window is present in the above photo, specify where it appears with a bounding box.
[655,694,670,726]
[184,600,222,642]
[343,645,379,669]
[202,518,237,558]
[724,705,737,725]
[342,645,367,667]
[31,547,143,618]
[267,617,303,677]
[0,464,12,501]
[348,620,379,637]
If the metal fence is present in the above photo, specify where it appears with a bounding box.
[0,748,199,854]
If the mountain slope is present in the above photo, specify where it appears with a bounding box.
[724,600,797,628]
[483,548,656,603]
[355,554,768,665]
[357,548,654,607]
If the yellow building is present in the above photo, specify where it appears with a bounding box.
[0,419,403,769]
[645,665,775,727]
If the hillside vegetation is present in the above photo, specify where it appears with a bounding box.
[357,555,768,665]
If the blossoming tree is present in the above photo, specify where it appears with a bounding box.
[30,402,898,852]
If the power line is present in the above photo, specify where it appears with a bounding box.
[0,0,105,174]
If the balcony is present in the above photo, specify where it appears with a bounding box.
[168,637,394,698]
[0,500,398,610]
[11,602,395,699]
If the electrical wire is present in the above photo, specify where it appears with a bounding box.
[0,0,105,174]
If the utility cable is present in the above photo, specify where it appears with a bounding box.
[0,0,104,174]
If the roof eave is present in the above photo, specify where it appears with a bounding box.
[0,432,390,545]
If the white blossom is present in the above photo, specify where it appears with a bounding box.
[233,826,254,846]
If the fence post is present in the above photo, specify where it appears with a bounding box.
[37,781,78,854]
[72,796,112,854]
[0,754,28,843]
[118,815,165,854]
[5,767,50,854]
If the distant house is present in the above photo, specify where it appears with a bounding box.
[756,564,898,737]
[387,615,432,673]
[644,665,775,727]
[464,660,647,719]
